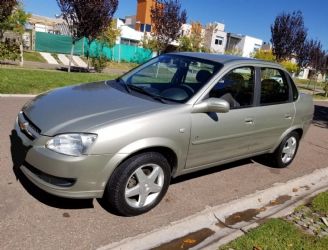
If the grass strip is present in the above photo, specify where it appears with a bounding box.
[0,68,117,94]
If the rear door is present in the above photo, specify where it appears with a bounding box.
[248,67,295,154]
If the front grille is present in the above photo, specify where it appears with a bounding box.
[18,112,41,140]
[25,163,76,188]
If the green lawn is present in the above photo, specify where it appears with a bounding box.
[220,192,328,250]
[0,68,118,94]
[23,51,47,63]
[220,218,328,250]
[312,192,328,214]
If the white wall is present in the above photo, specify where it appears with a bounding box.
[35,23,54,33]
[116,19,144,44]
[239,36,263,57]
[210,30,227,54]
[205,22,227,54]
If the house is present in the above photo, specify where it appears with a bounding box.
[135,0,155,32]
[116,19,144,46]
[27,14,70,35]
[204,22,227,54]
[226,33,263,57]
[203,22,263,57]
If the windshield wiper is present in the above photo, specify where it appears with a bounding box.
[128,85,167,104]
[116,77,131,93]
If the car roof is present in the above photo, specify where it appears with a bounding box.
[169,52,285,69]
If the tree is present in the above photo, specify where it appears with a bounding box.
[98,20,120,49]
[0,0,18,63]
[300,39,327,92]
[0,0,17,38]
[225,48,242,56]
[6,5,30,66]
[271,11,307,62]
[141,34,160,56]
[280,60,299,74]
[151,0,187,53]
[308,40,326,76]
[91,20,121,72]
[56,0,118,72]
[178,35,193,52]
[0,1,29,66]
[179,21,203,52]
[252,49,276,61]
[296,39,311,71]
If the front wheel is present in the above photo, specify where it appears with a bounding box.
[103,152,171,216]
[270,131,300,168]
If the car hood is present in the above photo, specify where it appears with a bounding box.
[22,81,166,136]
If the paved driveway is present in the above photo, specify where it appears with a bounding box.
[0,97,327,250]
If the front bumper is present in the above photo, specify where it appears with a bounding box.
[14,118,126,199]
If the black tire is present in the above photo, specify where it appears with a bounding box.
[270,131,300,168]
[102,152,171,216]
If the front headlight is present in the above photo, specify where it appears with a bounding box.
[46,133,97,157]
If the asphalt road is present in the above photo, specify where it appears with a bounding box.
[0,97,327,250]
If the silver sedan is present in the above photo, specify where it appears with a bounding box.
[14,52,314,216]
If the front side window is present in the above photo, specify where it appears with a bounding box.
[260,68,290,105]
[209,67,255,109]
[121,55,222,103]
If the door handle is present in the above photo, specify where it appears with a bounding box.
[284,114,292,120]
[245,118,255,125]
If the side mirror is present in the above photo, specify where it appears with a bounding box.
[192,98,230,113]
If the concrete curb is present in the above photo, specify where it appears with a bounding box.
[0,94,36,98]
[201,186,328,250]
[98,167,328,250]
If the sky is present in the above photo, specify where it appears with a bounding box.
[22,0,328,50]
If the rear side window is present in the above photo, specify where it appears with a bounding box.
[260,68,290,105]
[287,74,299,101]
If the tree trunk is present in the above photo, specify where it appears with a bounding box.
[68,41,75,73]
[313,79,316,95]
[19,35,24,67]
[19,43,23,67]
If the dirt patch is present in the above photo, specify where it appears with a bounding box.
[225,208,266,225]
[268,195,292,206]
[63,212,70,218]
[152,228,214,250]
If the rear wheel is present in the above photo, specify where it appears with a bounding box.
[103,152,171,216]
[270,131,300,168]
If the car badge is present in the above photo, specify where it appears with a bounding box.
[19,121,29,131]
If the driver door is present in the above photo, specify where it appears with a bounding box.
[186,66,258,169]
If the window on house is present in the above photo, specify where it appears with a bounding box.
[253,43,261,52]
[140,24,152,32]
[215,36,223,46]
[145,24,151,32]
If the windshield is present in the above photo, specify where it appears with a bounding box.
[120,54,222,103]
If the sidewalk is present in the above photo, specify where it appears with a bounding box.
[98,167,328,250]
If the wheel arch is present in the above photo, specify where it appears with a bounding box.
[119,146,178,176]
[270,126,304,153]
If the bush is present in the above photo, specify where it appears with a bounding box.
[0,39,20,61]
[91,56,107,72]
[280,60,299,74]
[323,82,328,98]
